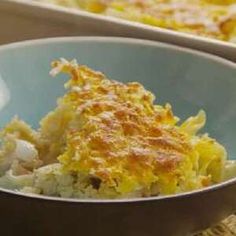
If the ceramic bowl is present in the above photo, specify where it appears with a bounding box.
[0,37,235,236]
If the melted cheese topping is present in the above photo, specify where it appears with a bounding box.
[43,59,226,196]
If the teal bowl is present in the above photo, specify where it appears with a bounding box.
[0,37,236,236]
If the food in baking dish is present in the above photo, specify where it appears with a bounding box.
[0,59,233,199]
[37,0,236,43]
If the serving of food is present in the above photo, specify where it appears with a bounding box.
[0,57,234,199]
[37,0,236,43]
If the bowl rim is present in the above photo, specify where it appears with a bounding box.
[0,36,236,204]
[6,0,236,50]
[0,36,236,68]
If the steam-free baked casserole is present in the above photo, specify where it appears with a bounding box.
[0,59,232,199]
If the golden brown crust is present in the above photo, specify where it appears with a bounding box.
[52,59,199,194]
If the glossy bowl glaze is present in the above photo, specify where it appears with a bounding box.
[0,37,235,236]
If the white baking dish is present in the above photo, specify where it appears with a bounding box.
[1,0,236,61]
